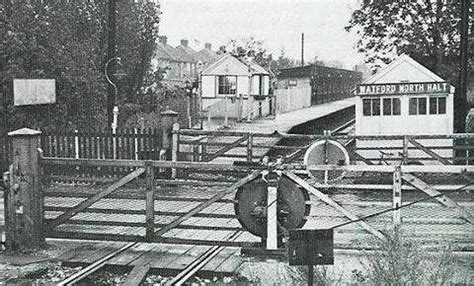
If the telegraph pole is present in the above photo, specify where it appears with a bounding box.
[301,33,305,67]
[107,0,117,127]
[454,0,469,132]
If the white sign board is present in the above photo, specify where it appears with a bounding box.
[13,79,56,106]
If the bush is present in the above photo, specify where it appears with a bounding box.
[363,227,468,285]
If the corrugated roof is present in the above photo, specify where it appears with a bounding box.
[278,64,360,79]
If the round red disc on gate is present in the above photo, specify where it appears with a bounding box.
[234,176,310,238]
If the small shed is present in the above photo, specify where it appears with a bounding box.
[354,54,455,163]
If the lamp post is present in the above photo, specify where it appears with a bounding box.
[105,57,126,159]
[105,57,126,133]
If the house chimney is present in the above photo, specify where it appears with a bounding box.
[180,39,188,47]
[158,36,167,45]
[205,43,212,50]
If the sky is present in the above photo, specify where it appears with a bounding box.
[158,0,365,69]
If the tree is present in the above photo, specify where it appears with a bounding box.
[220,37,273,69]
[267,48,297,75]
[220,38,298,78]
[0,0,160,131]
[1,1,107,130]
[346,0,473,132]
[345,0,468,80]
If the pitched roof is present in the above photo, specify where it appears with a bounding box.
[174,45,197,63]
[201,54,269,76]
[195,48,220,64]
[238,57,269,74]
[364,54,445,84]
[155,42,191,63]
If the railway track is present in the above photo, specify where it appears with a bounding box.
[53,119,356,285]
[165,231,243,286]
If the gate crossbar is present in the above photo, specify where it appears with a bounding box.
[402,173,474,224]
[283,171,386,240]
[48,167,145,229]
[203,134,250,162]
[153,170,262,238]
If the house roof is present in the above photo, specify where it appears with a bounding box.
[155,43,178,61]
[201,54,270,76]
[174,45,197,63]
[195,48,220,64]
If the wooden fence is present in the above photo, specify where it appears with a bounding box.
[174,128,474,167]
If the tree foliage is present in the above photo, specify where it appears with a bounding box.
[0,1,160,131]
[345,0,470,82]
[219,38,297,77]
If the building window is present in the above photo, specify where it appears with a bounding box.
[409,97,427,115]
[363,98,380,116]
[218,76,237,95]
[382,98,401,116]
[429,97,446,115]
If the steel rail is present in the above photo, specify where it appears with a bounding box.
[166,231,243,286]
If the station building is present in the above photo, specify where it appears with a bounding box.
[200,54,272,120]
[355,54,454,163]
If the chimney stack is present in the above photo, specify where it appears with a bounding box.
[205,43,212,50]
[158,36,167,45]
[180,39,188,47]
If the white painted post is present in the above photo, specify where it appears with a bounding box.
[266,184,278,250]
[393,166,402,225]
[266,170,280,250]
[238,94,244,121]
[112,106,119,160]
[171,123,179,178]
[74,129,79,159]
[224,95,229,127]
[134,128,139,161]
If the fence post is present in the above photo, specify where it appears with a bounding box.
[402,135,409,164]
[160,108,178,160]
[247,134,253,163]
[74,129,79,159]
[145,161,155,241]
[6,128,44,250]
[392,166,402,226]
[171,123,179,178]
[224,95,229,127]
[238,94,244,121]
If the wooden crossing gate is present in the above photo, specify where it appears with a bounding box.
[2,125,474,252]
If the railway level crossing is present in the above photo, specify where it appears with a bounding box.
[2,125,473,284]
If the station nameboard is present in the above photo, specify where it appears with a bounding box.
[356,82,449,96]
[13,79,56,106]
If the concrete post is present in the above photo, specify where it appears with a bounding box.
[6,128,44,250]
[161,107,178,160]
